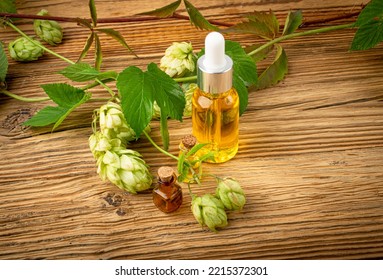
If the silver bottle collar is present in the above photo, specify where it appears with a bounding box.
[197,54,233,94]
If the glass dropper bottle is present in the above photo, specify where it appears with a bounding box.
[192,32,239,163]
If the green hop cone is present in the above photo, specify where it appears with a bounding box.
[99,101,149,144]
[33,9,63,46]
[88,131,123,158]
[191,194,228,232]
[97,149,153,194]
[8,37,44,62]
[160,42,196,78]
[216,178,246,211]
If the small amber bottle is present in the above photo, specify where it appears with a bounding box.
[179,135,201,183]
[153,166,183,213]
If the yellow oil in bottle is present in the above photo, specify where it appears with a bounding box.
[192,86,239,163]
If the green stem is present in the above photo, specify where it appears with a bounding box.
[6,21,75,65]
[81,78,115,91]
[7,20,116,97]
[174,75,197,83]
[95,78,116,97]
[248,23,354,57]
[143,130,179,161]
[88,97,111,102]
[187,182,195,198]
[1,89,50,102]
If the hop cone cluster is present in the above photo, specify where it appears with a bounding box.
[8,9,63,62]
[160,42,196,78]
[33,9,63,46]
[191,178,245,231]
[99,102,138,146]
[89,101,152,194]
[8,37,44,62]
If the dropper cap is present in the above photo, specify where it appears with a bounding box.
[197,32,233,94]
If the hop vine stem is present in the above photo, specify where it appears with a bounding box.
[248,23,355,57]
[5,21,74,64]
[0,89,50,102]
[4,20,118,99]
[143,130,179,161]
[0,8,361,27]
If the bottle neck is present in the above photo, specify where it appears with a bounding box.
[197,55,233,94]
[158,174,176,186]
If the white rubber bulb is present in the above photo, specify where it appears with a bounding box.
[203,32,226,72]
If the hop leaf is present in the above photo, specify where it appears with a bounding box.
[0,43,8,83]
[152,82,196,119]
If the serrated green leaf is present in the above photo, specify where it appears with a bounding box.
[59,63,99,82]
[350,0,383,51]
[97,28,137,57]
[24,85,90,130]
[78,32,94,62]
[0,43,8,82]
[94,33,102,70]
[0,0,17,13]
[227,11,279,39]
[226,40,255,114]
[23,106,67,127]
[257,44,288,90]
[177,151,187,182]
[138,0,181,18]
[247,11,279,38]
[233,73,248,115]
[146,63,185,121]
[282,10,302,35]
[225,41,258,86]
[52,92,90,131]
[41,83,86,108]
[225,20,271,39]
[355,0,383,27]
[147,61,185,149]
[23,92,90,130]
[89,0,97,27]
[160,109,170,150]
[186,143,208,158]
[117,66,154,137]
[351,19,383,50]
[183,0,219,31]
[245,43,274,63]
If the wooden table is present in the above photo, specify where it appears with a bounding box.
[1,0,382,260]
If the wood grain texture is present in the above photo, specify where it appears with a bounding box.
[1,0,383,259]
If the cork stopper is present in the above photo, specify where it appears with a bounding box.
[157,166,175,182]
[181,135,197,149]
